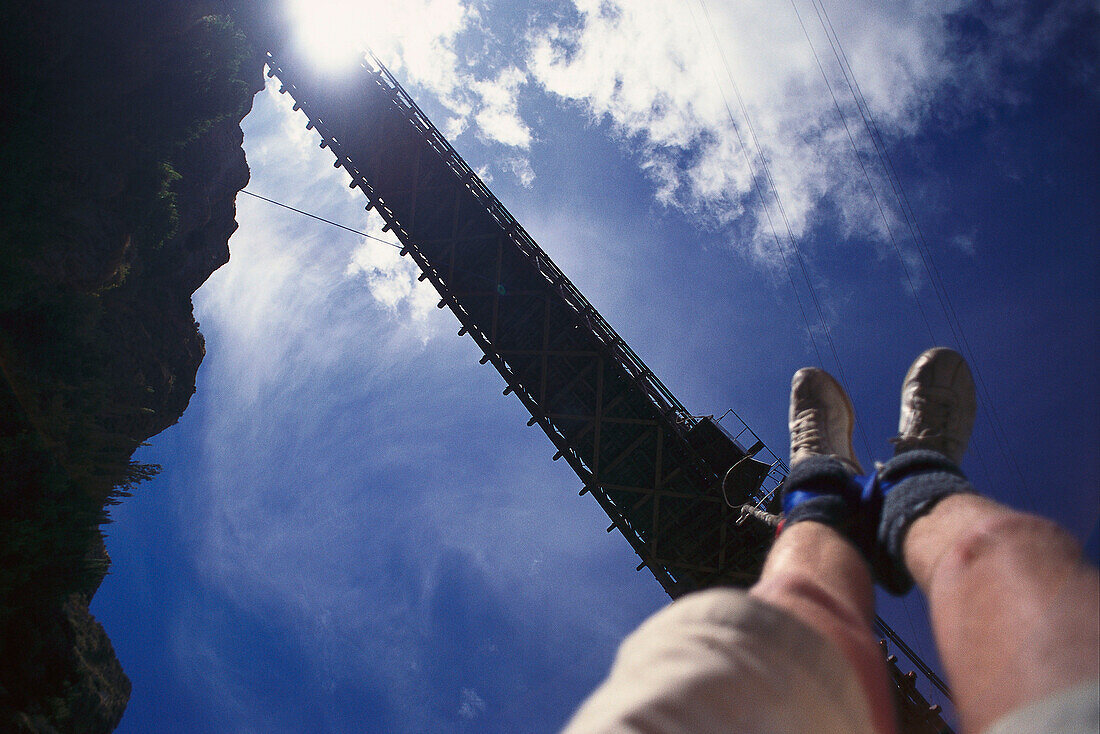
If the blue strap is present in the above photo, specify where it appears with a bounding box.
[783,488,834,515]
[782,472,886,514]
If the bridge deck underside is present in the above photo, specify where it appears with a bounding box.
[266,54,773,593]
[249,41,954,731]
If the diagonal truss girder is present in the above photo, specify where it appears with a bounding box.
[262,49,779,595]
[249,38,952,732]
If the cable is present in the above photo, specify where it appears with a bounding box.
[806,0,1011,498]
[240,188,506,292]
[807,0,1034,508]
[684,2,828,371]
[874,617,953,699]
[696,0,874,463]
[691,0,953,704]
[239,189,402,248]
[788,0,937,346]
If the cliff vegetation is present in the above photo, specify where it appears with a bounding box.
[0,3,262,730]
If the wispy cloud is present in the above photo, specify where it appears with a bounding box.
[345,216,439,323]
[503,156,535,187]
[525,0,1087,261]
[458,688,487,720]
[180,73,665,730]
[282,0,1086,274]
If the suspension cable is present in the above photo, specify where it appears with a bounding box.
[240,189,401,248]
[803,0,1000,494]
[688,0,954,700]
[241,188,509,292]
[695,0,874,462]
[805,0,1033,507]
[788,0,937,347]
[684,3,828,372]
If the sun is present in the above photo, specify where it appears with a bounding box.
[285,0,376,70]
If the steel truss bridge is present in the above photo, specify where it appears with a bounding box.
[242,19,953,732]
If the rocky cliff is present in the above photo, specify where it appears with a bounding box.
[0,3,264,730]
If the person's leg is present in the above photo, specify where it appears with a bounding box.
[903,494,1100,734]
[563,367,896,734]
[751,520,897,734]
[874,347,1099,733]
[753,367,897,733]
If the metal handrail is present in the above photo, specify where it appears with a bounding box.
[265,47,789,491]
[262,47,950,731]
[361,51,694,425]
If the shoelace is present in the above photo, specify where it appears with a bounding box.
[790,409,824,455]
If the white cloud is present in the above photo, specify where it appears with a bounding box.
[475,164,494,184]
[524,0,1086,262]
[472,66,533,148]
[950,230,977,255]
[286,0,534,166]
[288,0,471,88]
[458,687,487,720]
[282,0,1086,263]
[503,156,535,187]
[443,115,469,139]
[254,71,321,164]
[345,214,439,322]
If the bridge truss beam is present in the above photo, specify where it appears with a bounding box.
[252,42,951,733]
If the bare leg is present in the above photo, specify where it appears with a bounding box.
[751,521,897,734]
[904,494,1100,733]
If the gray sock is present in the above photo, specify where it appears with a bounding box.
[876,449,974,594]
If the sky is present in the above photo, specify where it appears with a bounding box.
[92,0,1098,731]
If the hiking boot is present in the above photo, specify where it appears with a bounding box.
[890,347,977,465]
[788,367,863,474]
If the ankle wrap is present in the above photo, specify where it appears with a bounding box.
[876,449,974,594]
[781,456,879,562]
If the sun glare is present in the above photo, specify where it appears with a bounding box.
[286,0,376,70]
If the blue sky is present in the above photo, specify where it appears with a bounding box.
[92,0,1098,731]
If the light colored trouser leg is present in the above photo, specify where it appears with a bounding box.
[983,679,1099,734]
[562,588,880,734]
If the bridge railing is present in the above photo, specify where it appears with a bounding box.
[362,51,697,430]
[261,46,953,733]
[712,407,788,507]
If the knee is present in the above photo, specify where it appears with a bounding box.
[959,512,1077,563]
[936,511,1083,587]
